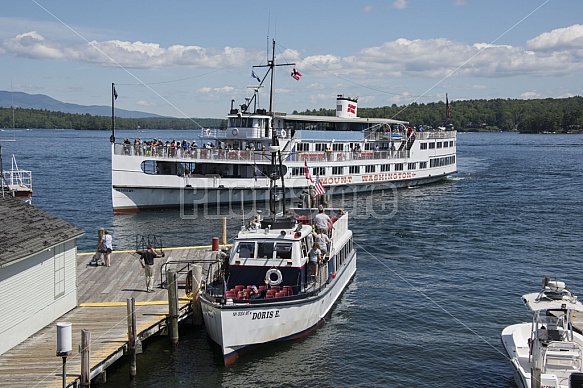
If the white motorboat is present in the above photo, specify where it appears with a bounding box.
[501,277,583,388]
[199,205,355,365]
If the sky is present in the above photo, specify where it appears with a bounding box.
[1,0,582,121]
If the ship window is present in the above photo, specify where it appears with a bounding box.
[380,164,390,172]
[291,167,303,176]
[365,165,375,173]
[274,243,293,260]
[297,143,310,152]
[332,144,343,151]
[332,166,344,175]
[419,161,427,169]
[349,165,360,174]
[436,142,443,148]
[429,143,435,149]
[420,143,428,150]
[394,163,404,171]
[257,242,275,259]
[237,242,255,259]
[443,142,449,148]
[141,160,157,174]
[449,141,454,147]
[408,162,417,170]
[313,167,325,176]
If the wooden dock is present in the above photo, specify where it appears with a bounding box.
[0,245,218,387]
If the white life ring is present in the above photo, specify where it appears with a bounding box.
[280,129,287,138]
[232,128,239,136]
[265,268,283,286]
[206,128,211,137]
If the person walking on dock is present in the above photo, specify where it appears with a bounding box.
[136,245,165,292]
[101,230,113,267]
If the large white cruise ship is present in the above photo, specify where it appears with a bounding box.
[111,43,456,213]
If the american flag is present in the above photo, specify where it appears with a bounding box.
[313,177,326,197]
[304,160,313,183]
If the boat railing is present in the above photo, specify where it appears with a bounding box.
[113,142,410,162]
[2,168,32,189]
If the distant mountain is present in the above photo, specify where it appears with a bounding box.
[0,91,162,119]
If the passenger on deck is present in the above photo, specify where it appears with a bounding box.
[308,242,322,279]
[249,285,266,299]
[314,205,332,235]
[313,230,330,257]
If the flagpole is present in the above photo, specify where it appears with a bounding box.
[110,83,116,143]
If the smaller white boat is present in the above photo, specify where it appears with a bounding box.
[501,277,583,388]
[1,154,32,204]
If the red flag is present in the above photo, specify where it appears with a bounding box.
[304,160,313,183]
[291,68,302,81]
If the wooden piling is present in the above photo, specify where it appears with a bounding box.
[222,217,227,245]
[167,271,179,345]
[127,297,137,379]
[80,329,91,387]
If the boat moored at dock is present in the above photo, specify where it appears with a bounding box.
[199,206,356,365]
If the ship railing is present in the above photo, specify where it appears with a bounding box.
[113,143,410,162]
[416,130,457,140]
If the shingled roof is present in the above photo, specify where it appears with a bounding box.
[0,194,85,267]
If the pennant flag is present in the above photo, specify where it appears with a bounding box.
[304,160,313,183]
[291,68,302,81]
[313,176,326,197]
[251,70,261,83]
[113,86,118,100]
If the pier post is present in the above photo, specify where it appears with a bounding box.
[80,329,91,387]
[191,265,203,326]
[167,271,179,345]
[127,298,137,379]
[222,217,227,245]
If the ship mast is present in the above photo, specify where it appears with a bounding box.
[254,39,294,218]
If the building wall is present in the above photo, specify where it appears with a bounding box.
[0,239,78,355]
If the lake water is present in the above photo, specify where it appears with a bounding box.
[2,129,582,387]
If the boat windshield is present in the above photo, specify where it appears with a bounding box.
[236,242,255,258]
[235,241,294,260]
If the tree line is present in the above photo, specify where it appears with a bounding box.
[0,107,225,131]
[296,96,583,133]
[1,96,582,133]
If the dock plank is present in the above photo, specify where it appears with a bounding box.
[0,246,215,387]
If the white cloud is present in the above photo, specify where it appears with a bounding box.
[1,31,253,69]
[364,5,374,13]
[136,100,155,106]
[520,91,541,99]
[527,24,583,51]
[3,25,583,83]
[392,0,408,9]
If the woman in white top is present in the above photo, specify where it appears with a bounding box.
[101,230,113,267]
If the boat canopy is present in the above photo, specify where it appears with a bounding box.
[522,292,583,313]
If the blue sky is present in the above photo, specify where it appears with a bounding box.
[1,0,582,120]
